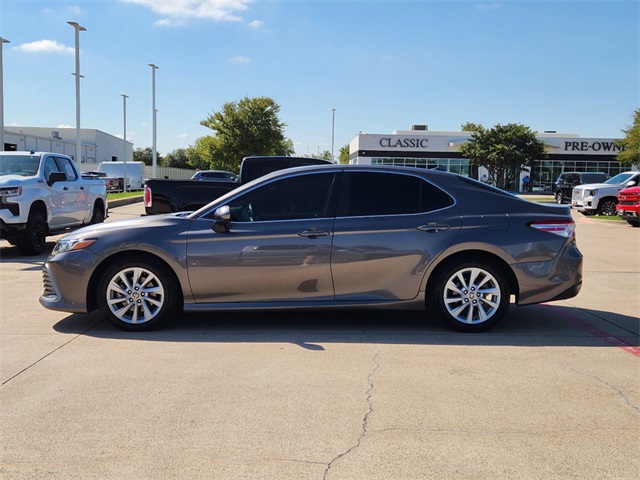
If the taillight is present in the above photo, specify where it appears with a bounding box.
[144,184,152,207]
[529,219,576,238]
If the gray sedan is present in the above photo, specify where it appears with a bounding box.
[40,165,583,332]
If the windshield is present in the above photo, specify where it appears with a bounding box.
[605,172,635,185]
[0,155,40,177]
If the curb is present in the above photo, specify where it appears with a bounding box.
[108,195,143,208]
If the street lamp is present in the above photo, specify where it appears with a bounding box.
[67,21,86,164]
[331,108,336,163]
[121,94,129,192]
[0,37,10,151]
[148,63,158,178]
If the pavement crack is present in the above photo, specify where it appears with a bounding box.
[322,352,379,480]
[571,367,640,415]
[1,319,103,386]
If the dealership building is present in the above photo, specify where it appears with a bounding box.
[349,126,629,192]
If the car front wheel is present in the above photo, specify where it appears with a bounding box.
[555,192,563,204]
[598,199,618,216]
[17,210,46,256]
[431,259,510,332]
[97,256,180,331]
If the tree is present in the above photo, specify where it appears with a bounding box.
[307,149,333,161]
[198,96,295,172]
[339,144,350,164]
[133,147,162,166]
[460,122,485,133]
[162,148,190,169]
[617,108,640,166]
[458,123,546,191]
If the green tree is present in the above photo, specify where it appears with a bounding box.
[339,144,350,164]
[617,108,640,166]
[458,123,546,191]
[133,147,162,166]
[186,136,219,170]
[198,96,295,172]
[460,122,485,133]
[307,149,333,161]
[162,148,191,169]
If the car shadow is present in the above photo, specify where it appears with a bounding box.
[52,304,639,350]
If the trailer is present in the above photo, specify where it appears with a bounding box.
[97,161,146,191]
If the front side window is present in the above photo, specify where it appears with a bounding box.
[55,157,77,181]
[224,172,337,222]
[337,172,453,217]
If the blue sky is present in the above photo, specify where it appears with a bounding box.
[2,0,638,157]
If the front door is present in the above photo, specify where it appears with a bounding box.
[186,171,339,304]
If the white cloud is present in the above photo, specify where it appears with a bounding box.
[57,124,74,129]
[229,55,250,64]
[122,0,254,25]
[477,3,502,11]
[178,133,189,139]
[68,6,82,15]
[13,40,74,54]
[247,19,265,29]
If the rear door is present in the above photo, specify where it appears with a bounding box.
[331,170,461,301]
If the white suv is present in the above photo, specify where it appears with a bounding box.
[572,171,640,216]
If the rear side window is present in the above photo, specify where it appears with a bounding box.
[337,172,453,217]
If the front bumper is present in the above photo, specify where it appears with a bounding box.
[39,249,102,314]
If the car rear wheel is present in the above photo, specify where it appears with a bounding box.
[598,198,618,216]
[555,192,563,204]
[431,259,510,332]
[90,204,105,224]
[97,256,180,331]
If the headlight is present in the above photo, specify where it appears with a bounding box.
[586,189,598,196]
[0,186,22,197]
[51,238,97,257]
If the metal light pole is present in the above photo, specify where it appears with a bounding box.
[148,63,158,178]
[0,37,10,152]
[67,22,86,164]
[331,108,336,163]
[121,94,129,192]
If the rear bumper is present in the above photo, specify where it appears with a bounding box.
[513,238,583,305]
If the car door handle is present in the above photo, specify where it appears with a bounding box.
[298,228,331,238]
[63,186,69,191]
[418,223,450,233]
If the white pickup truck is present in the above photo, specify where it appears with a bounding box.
[0,151,108,255]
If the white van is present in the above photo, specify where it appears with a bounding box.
[97,161,146,191]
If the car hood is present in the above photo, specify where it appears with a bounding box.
[60,212,190,240]
[574,182,618,191]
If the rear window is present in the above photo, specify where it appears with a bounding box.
[582,173,608,183]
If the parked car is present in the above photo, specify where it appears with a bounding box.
[616,186,640,227]
[144,156,333,215]
[191,170,239,182]
[40,165,583,333]
[97,161,145,191]
[0,151,108,255]
[572,171,640,216]
[553,172,608,204]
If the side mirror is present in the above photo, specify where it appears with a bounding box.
[47,172,67,186]
[626,180,637,188]
[212,205,231,233]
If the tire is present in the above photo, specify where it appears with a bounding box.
[17,211,46,256]
[431,258,510,332]
[597,198,618,216]
[626,220,640,227]
[97,256,180,331]
[91,204,105,224]
[555,192,563,204]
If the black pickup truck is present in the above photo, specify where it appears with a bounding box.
[143,156,333,215]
